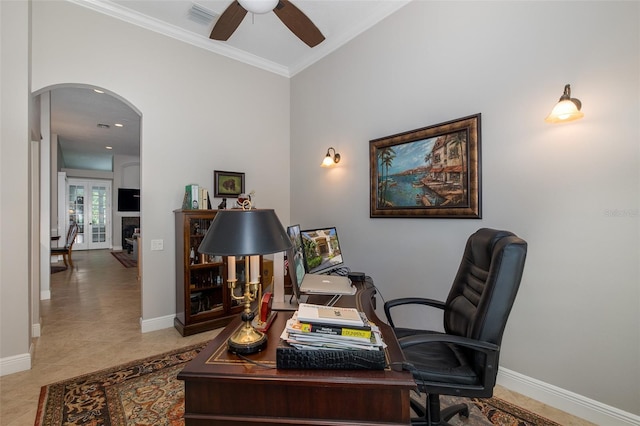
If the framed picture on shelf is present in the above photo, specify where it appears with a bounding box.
[369,114,481,219]
[213,170,245,198]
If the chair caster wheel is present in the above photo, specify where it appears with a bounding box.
[460,405,470,418]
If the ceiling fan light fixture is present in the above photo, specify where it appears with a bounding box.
[238,0,278,14]
[211,0,324,47]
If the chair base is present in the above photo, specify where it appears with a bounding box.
[410,394,469,426]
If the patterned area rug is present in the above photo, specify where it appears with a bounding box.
[35,343,205,426]
[438,394,562,426]
[111,250,137,268]
[35,343,561,426]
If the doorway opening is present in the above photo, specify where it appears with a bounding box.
[34,83,142,338]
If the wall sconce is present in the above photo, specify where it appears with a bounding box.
[321,147,341,167]
[545,84,584,123]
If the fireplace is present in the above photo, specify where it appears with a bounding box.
[122,217,140,253]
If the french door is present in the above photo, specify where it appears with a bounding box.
[67,179,112,250]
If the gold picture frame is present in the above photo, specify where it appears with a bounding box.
[369,114,481,218]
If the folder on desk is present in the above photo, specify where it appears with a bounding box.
[276,343,387,370]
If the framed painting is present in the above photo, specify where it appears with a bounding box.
[369,114,481,218]
[213,170,245,198]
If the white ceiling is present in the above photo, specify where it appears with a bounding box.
[51,87,142,171]
[50,0,410,171]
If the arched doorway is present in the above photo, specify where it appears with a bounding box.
[33,83,141,335]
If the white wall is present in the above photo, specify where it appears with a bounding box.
[291,0,639,417]
[30,1,290,326]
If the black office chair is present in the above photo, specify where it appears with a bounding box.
[384,228,527,426]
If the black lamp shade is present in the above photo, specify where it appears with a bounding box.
[198,209,292,256]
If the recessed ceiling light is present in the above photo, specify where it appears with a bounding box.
[114,123,124,128]
[105,146,113,150]
[97,123,110,129]
[93,89,105,94]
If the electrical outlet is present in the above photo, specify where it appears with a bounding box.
[150,239,164,251]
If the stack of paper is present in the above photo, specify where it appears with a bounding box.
[280,303,386,351]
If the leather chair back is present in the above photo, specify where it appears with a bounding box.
[444,228,527,346]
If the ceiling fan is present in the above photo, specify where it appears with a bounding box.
[210,0,325,48]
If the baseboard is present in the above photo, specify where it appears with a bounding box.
[497,367,640,425]
[140,314,174,333]
[113,245,123,251]
[32,322,41,337]
[40,289,51,300]
[0,351,32,376]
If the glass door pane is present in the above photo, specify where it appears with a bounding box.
[68,184,85,247]
[91,185,108,244]
[88,181,111,249]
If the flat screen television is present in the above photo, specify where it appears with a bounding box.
[300,227,344,274]
[118,188,140,212]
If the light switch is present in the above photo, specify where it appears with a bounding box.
[151,239,164,251]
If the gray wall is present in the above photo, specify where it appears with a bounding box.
[0,0,31,372]
[291,0,639,417]
[29,0,292,325]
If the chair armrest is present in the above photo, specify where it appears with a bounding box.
[384,297,446,328]
[398,333,499,355]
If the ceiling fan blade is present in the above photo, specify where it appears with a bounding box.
[273,0,325,47]
[210,1,247,41]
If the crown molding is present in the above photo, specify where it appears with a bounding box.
[67,0,410,78]
[67,0,290,77]
[288,1,410,77]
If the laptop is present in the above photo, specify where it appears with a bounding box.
[287,225,355,304]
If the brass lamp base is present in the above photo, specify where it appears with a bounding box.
[227,322,267,354]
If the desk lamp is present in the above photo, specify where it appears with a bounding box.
[198,207,292,354]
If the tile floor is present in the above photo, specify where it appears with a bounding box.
[0,249,592,425]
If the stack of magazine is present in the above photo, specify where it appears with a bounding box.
[280,303,386,351]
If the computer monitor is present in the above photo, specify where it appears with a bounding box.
[300,227,344,274]
[285,225,353,307]
[286,224,306,303]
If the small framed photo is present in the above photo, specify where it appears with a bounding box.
[213,170,245,198]
[369,114,481,219]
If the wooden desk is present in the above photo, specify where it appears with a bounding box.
[178,279,415,425]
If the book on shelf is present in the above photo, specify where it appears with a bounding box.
[184,184,199,209]
[199,188,210,210]
[296,303,366,328]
